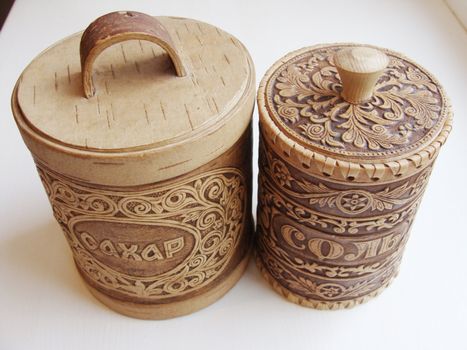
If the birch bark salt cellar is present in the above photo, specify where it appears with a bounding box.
[256,44,452,309]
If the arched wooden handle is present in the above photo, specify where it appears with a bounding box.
[80,11,187,98]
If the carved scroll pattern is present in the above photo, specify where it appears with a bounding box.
[267,46,444,156]
[37,163,247,300]
[261,139,432,216]
[257,213,404,302]
[256,139,431,305]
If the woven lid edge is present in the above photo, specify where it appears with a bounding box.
[257,43,452,183]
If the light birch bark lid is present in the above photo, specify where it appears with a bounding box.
[258,43,452,182]
[14,12,254,169]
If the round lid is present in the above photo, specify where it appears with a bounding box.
[258,43,452,182]
[15,11,253,152]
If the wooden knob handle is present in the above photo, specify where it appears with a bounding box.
[334,46,389,104]
[80,11,187,98]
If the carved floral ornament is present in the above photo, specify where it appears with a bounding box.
[265,45,447,157]
[256,217,404,302]
[270,156,430,215]
[36,162,247,300]
[261,139,431,216]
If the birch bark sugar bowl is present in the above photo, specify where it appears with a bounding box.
[12,11,255,319]
[256,44,452,309]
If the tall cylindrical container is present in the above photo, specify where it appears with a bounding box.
[12,11,255,319]
[256,44,452,309]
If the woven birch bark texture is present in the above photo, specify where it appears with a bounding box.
[256,43,452,309]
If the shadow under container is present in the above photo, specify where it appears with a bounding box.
[256,43,452,309]
[12,11,255,319]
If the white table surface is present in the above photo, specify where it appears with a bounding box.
[1,0,466,349]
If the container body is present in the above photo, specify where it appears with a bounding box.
[12,12,256,318]
[31,126,252,319]
[256,133,433,309]
[255,43,452,309]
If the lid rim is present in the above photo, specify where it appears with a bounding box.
[13,64,255,157]
[257,43,452,183]
[14,57,254,154]
[15,17,254,152]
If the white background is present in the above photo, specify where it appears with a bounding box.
[1,0,466,349]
